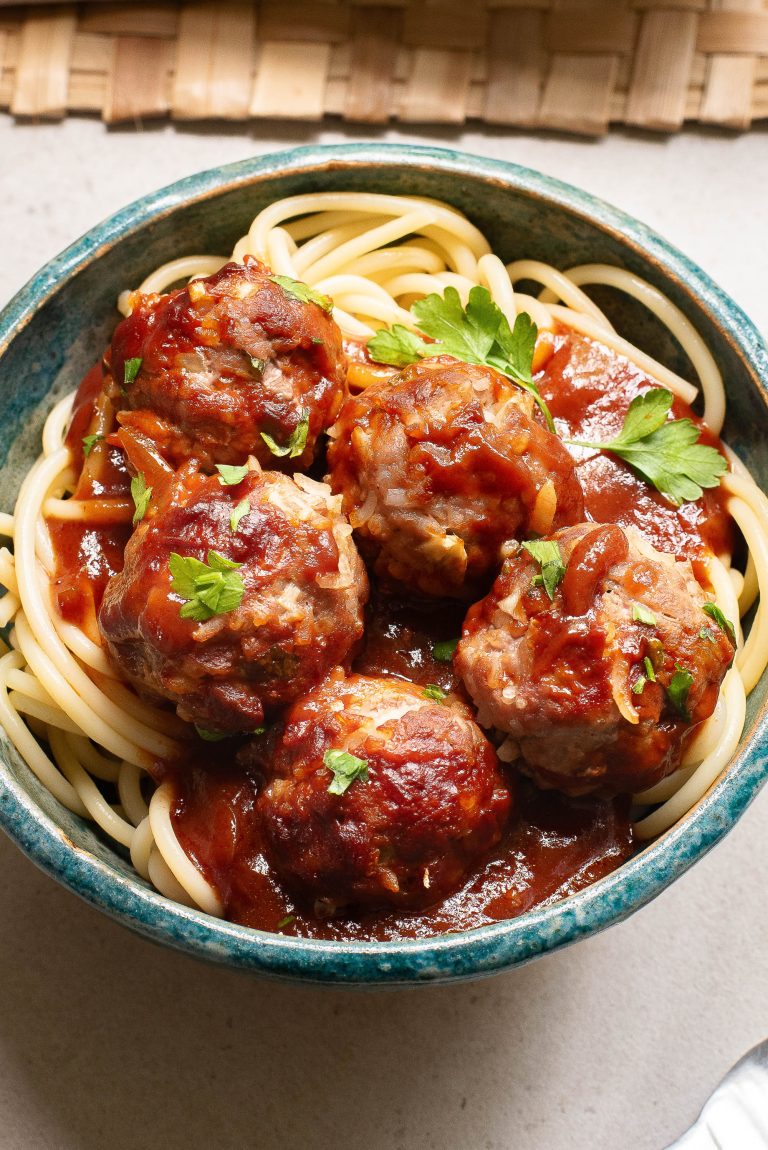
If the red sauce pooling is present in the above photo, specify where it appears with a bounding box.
[539,330,733,565]
[170,593,632,940]
[48,366,132,630]
[47,329,736,939]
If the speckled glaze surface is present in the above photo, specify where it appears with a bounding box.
[1,144,767,986]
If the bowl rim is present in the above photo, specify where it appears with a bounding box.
[2,141,768,985]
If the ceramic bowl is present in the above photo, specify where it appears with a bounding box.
[1,144,767,986]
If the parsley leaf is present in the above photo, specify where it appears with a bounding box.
[632,674,647,696]
[412,286,498,365]
[366,286,554,431]
[324,748,369,796]
[700,626,716,642]
[123,357,142,388]
[216,463,249,486]
[230,498,250,533]
[632,603,657,626]
[270,274,333,314]
[432,637,459,663]
[643,655,657,682]
[522,539,566,600]
[194,726,229,742]
[667,665,694,720]
[169,550,245,623]
[130,472,152,525]
[252,725,266,736]
[366,325,433,368]
[567,389,728,506]
[424,684,446,703]
[82,433,103,457]
[702,602,736,646]
[260,409,310,460]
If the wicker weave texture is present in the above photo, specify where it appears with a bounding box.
[1,1,767,134]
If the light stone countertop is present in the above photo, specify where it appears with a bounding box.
[1,116,767,1150]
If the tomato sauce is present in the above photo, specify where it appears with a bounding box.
[46,329,735,940]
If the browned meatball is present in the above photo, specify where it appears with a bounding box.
[98,466,368,733]
[255,669,512,914]
[456,523,735,797]
[326,356,584,598]
[108,256,347,470]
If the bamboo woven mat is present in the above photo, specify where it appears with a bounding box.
[1,1,767,135]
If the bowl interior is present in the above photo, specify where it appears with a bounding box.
[1,145,767,984]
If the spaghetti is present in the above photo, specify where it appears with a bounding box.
[1,191,766,925]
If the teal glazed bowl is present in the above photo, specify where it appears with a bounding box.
[1,144,768,985]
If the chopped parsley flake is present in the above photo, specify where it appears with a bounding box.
[632,603,657,626]
[194,726,229,742]
[260,409,310,460]
[667,665,694,721]
[643,655,657,682]
[432,637,459,663]
[324,748,369,795]
[130,472,152,525]
[230,498,250,533]
[82,433,103,457]
[424,684,446,703]
[123,357,142,388]
[522,539,566,600]
[216,463,249,486]
[702,602,736,646]
[169,550,245,623]
[270,274,333,314]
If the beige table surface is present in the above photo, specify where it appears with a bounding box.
[1,116,767,1150]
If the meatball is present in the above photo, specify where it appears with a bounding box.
[108,256,347,470]
[456,523,735,797]
[327,356,584,597]
[254,669,512,914]
[98,466,368,733]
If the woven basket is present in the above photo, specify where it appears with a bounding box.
[1,1,767,135]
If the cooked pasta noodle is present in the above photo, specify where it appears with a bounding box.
[2,191,766,916]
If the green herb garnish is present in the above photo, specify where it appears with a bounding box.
[367,286,553,431]
[432,637,459,663]
[424,684,446,703]
[249,356,266,374]
[277,915,296,929]
[194,726,229,742]
[667,665,694,720]
[566,389,727,506]
[230,498,250,533]
[521,539,566,600]
[260,409,310,460]
[123,357,142,388]
[270,274,333,314]
[632,603,657,626]
[699,626,716,642]
[82,433,103,457]
[702,602,736,646]
[324,748,369,796]
[632,674,647,696]
[643,655,657,682]
[130,472,152,525]
[169,550,245,623]
[216,463,249,486]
